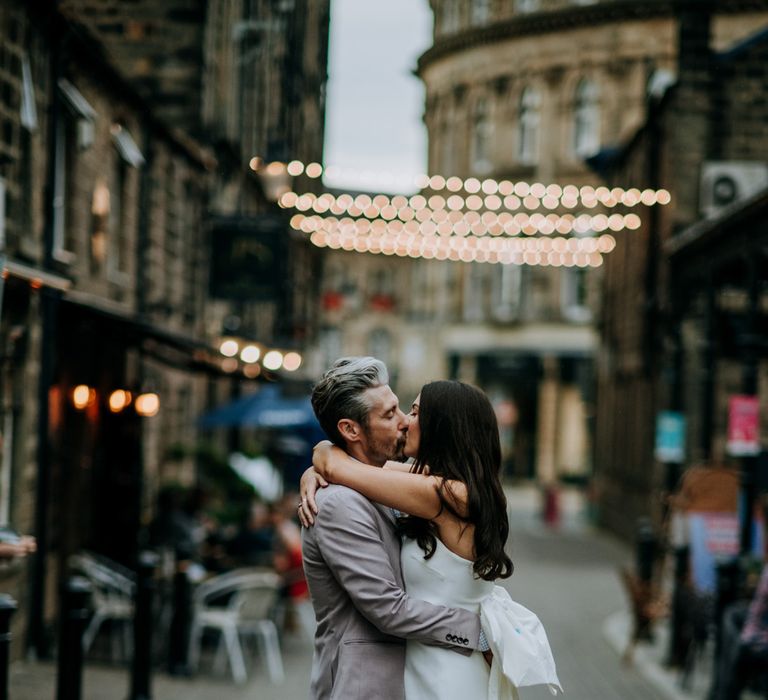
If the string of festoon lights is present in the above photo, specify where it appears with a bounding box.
[257,158,672,267]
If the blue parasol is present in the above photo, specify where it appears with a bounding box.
[198,384,320,429]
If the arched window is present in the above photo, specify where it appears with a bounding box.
[440,120,454,176]
[573,79,600,158]
[471,0,491,25]
[518,87,540,166]
[471,98,492,174]
[368,328,393,366]
[441,0,460,35]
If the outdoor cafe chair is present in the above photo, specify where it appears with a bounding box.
[188,567,285,684]
[69,551,136,660]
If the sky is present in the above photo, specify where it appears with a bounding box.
[323,0,433,193]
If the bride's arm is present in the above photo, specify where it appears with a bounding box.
[383,460,430,474]
[313,442,463,519]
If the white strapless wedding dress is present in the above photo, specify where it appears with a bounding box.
[401,537,494,700]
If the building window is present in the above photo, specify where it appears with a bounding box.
[52,115,77,262]
[0,414,13,527]
[517,0,538,12]
[20,55,38,131]
[573,79,600,158]
[108,158,129,279]
[441,0,461,35]
[492,263,522,321]
[54,79,98,263]
[370,267,396,311]
[320,327,343,369]
[435,262,457,320]
[440,120,454,176]
[410,260,431,318]
[463,264,485,322]
[368,328,393,366]
[518,87,540,166]
[561,268,591,322]
[471,98,493,175]
[471,0,491,26]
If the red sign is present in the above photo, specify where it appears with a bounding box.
[727,395,760,456]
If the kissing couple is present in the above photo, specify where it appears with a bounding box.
[298,356,561,700]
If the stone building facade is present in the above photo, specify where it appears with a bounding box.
[594,4,768,539]
[417,0,767,483]
[0,0,328,656]
[307,1,767,485]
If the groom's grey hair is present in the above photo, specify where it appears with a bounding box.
[311,356,389,447]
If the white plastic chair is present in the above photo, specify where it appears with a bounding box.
[69,552,135,660]
[188,568,284,684]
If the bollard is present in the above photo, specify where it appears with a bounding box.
[129,551,159,700]
[665,545,690,667]
[708,558,743,697]
[542,484,560,528]
[635,518,657,584]
[166,560,192,676]
[56,576,92,700]
[0,595,17,700]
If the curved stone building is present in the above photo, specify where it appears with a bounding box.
[307,2,767,486]
[411,1,767,483]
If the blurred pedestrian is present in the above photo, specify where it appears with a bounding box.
[272,495,308,594]
[227,500,274,568]
[712,496,768,699]
[148,486,200,560]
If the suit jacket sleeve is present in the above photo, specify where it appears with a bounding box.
[315,489,481,652]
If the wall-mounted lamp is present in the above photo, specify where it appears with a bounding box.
[108,390,132,413]
[135,393,160,417]
[72,385,96,410]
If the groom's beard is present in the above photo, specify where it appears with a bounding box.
[363,429,407,465]
[391,433,407,462]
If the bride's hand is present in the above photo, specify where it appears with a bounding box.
[312,440,339,480]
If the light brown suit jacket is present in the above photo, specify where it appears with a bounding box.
[301,485,481,699]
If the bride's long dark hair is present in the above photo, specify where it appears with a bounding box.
[398,380,513,581]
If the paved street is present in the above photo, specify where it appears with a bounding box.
[502,487,669,700]
[11,486,674,699]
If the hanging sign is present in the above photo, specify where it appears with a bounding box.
[726,395,760,456]
[655,411,686,463]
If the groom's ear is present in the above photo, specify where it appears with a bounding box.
[337,418,362,443]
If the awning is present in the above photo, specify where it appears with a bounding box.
[2,258,71,291]
[60,292,251,379]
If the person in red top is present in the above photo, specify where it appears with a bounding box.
[271,496,309,601]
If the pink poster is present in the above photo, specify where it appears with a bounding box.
[727,395,760,456]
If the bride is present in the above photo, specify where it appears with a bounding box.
[307,379,513,698]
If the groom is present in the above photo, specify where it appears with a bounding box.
[299,357,484,699]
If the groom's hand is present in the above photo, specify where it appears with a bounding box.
[298,466,328,527]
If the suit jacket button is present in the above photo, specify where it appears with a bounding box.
[463,638,468,645]
[445,634,452,641]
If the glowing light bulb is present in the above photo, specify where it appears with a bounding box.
[220,339,239,357]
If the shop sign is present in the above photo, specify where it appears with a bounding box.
[655,411,686,463]
[726,395,760,456]
[689,512,764,593]
[209,214,288,301]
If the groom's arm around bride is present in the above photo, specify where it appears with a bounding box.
[302,483,482,700]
